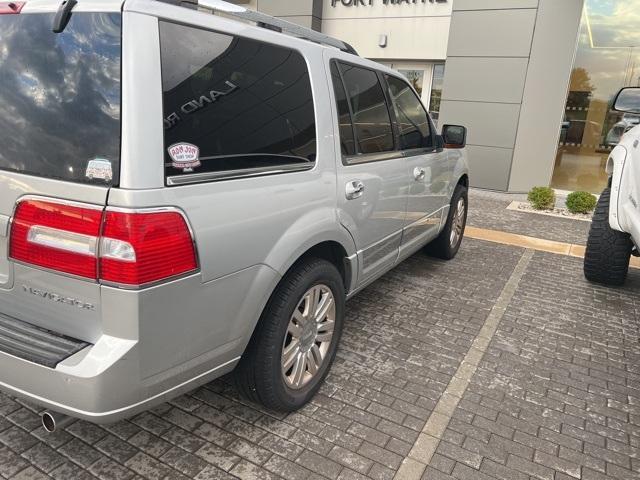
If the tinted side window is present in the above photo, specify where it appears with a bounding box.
[330,63,356,156]
[160,22,317,180]
[339,64,394,154]
[386,75,433,150]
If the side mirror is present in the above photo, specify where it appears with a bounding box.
[613,87,640,114]
[442,125,467,149]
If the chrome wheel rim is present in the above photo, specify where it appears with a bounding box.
[282,285,336,390]
[450,197,466,248]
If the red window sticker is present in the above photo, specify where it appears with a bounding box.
[168,143,201,172]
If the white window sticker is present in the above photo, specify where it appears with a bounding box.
[168,143,201,172]
[85,158,113,182]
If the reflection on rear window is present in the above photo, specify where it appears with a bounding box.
[159,21,317,181]
[0,13,121,185]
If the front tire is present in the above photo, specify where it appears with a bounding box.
[584,187,632,286]
[425,184,468,260]
[235,258,345,411]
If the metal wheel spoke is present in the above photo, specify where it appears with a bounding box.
[316,320,334,343]
[291,353,306,387]
[303,290,315,322]
[288,320,303,338]
[307,346,322,374]
[282,340,300,371]
[292,309,307,328]
[314,294,333,323]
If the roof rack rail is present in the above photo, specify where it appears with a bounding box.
[159,0,358,56]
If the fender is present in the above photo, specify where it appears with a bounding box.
[448,149,470,199]
[263,206,358,281]
[607,144,628,232]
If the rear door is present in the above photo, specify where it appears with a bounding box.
[328,59,408,285]
[0,6,122,343]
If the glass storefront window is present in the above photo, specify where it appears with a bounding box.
[398,69,425,96]
[552,0,640,194]
[429,64,445,125]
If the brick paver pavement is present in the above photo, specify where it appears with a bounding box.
[468,189,590,246]
[1,233,639,479]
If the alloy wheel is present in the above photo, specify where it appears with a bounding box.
[281,285,336,389]
[450,197,466,248]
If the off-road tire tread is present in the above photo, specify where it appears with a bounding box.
[234,258,343,411]
[425,184,468,260]
[584,187,632,286]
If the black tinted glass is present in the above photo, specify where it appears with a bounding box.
[160,22,317,179]
[339,64,394,154]
[0,13,121,185]
[386,75,432,150]
[330,63,356,156]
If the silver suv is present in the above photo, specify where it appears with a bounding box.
[0,0,469,430]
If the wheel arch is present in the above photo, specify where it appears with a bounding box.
[457,173,469,189]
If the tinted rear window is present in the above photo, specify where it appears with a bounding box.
[0,13,121,185]
[160,21,317,182]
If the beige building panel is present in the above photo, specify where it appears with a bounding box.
[464,146,513,191]
[257,0,321,18]
[322,16,450,60]
[439,101,521,149]
[508,0,583,192]
[442,57,528,104]
[454,0,539,11]
[447,9,537,58]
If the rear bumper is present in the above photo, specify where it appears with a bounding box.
[0,265,279,423]
[0,332,240,423]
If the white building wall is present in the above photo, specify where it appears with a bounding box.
[321,1,451,61]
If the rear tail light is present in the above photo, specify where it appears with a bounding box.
[10,200,102,278]
[9,199,198,287]
[100,209,198,286]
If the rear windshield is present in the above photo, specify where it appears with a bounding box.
[0,13,121,185]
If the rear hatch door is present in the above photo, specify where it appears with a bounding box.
[0,5,122,344]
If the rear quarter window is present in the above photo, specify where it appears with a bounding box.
[160,21,317,184]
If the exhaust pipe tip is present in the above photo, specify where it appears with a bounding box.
[41,411,72,433]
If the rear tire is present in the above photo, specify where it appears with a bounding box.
[425,184,468,260]
[235,258,345,411]
[584,187,632,286]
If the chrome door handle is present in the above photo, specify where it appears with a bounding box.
[414,167,426,181]
[345,181,365,200]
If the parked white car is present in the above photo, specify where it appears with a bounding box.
[585,88,640,285]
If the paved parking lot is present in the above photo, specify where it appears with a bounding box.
[1,195,640,480]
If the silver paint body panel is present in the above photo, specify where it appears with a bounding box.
[0,0,468,422]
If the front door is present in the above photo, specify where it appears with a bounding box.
[328,58,408,285]
[383,74,449,258]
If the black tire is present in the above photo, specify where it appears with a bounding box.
[425,184,468,260]
[235,258,345,411]
[584,187,633,286]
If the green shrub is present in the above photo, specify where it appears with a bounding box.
[566,191,597,214]
[528,186,556,210]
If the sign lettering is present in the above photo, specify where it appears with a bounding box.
[331,0,447,6]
